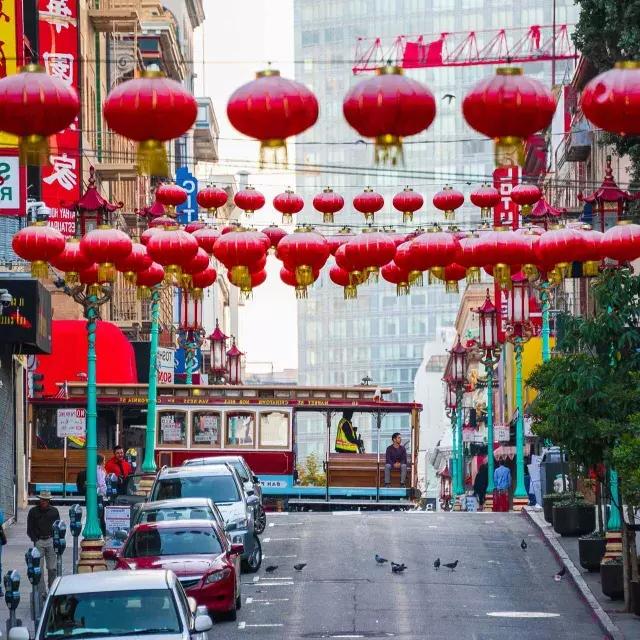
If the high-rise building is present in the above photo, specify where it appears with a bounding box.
[293,0,578,461]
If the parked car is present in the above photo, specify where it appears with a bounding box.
[132,498,226,533]
[150,465,262,573]
[112,473,153,508]
[105,520,242,621]
[34,570,212,640]
[183,456,266,533]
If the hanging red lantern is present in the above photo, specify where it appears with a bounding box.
[344,231,396,280]
[234,186,265,217]
[470,184,501,220]
[197,185,228,217]
[114,242,152,284]
[407,229,460,283]
[213,230,268,287]
[49,238,91,285]
[141,226,163,246]
[574,227,605,277]
[456,234,483,283]
[535,226,585,278]
[136,262,165,300]
[462,67,556,166]
[602,221,640,263]
[276,230,330,286]
[393,187,424,223]
[227,68,318,164]
[103,69,197,176]
[329,265,359,300]
[431,263,468,293]
[281,266,319,299]
[147,227,199,281]
[190,265,218,298]
[433,186,464,221]
[192,227,220,255]
[335,243,368,288]
[273,189,304,224]
[510,184,542,216]
[261,225,287,250]
[381,262,411,296]
[313,187,344,223]
[231,268,267,299]
[181,247,210,288]
[343,65,436,164]
[474,227,529,287]
[353,187,384,223]
[185,222,205,233]
[581,62,640,136]
[325,229,354,255]
[155,183,188,210]
[11,223,65,279]
[80,226,133,282]
[0,64,80,165]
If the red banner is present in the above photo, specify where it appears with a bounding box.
[492,166,521,230]
[39,0,81,236]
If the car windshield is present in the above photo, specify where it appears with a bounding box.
[125,527,223,557]
[136,506,214,524]
[152,475,240,503]
[41,589,182,638]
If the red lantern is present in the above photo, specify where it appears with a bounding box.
[313,187,344,223]
[136,262,165,299]
[0,64,80,165]
[141,226,163,246]
[229,268,267,299]
[280,266,318,299]
[343,65,436,163]
[574,227,604,277]
[510,184,542,216]
[433,186,464,221]
[456,234,483,283]
[192,227,220,255]
[462,67,556,166]
[329,265,358,300]
[181,248,210,288]
[335,243,368,287]
[325,229,354,255]
[432,263,467,293]
[535,226,585,277]
[381,261,411,296]
[276,230,330,286]
[49,238,91,284]
[273,189,304,224]
[344,231,396,280]
[581,62,640,136]
[80,226,133,282]
[155,183,188,209]
[474,227,528,287]
[227,69,318,164]
[470,184,501,220]
[234,186,265,217]
[602,222,640,263]
[114,242,152,284]
[78,264,109,298]
[191,265,218,298]
[103,69,198,176]
[393,187,424,223]
[185,222,205,233]
[12,223,66,278]
[407,230,460,283]
[261,225,287,250]
[197,186,228,217]
[213,230,268,287]
[353,187,384,223]
[147,227,199,281]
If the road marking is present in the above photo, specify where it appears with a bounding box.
[271,522,303,526]
[238,622,284,629]
[427,525,438,529]
[267,537,301,541]
[263,554,297,559]
[487,612,560,618]
[262,537,271,542]
[253,576,260,582]
[252,581,294,586]
[484,520,495,524]
[247,598,290,603]
[263,576,292,580]
[268,522,274,527]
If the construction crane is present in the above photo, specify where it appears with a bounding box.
[352,24,577,74]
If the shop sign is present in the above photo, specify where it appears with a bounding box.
[57,407,86,437]
[0,153,26,216]
[156,347,174,384]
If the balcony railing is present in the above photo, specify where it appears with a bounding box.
[94,131,138,180]
[88,0,142,33]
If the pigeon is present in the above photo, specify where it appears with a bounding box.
[434,558,440,571]
[375,554,388,564]
[265,565,278,573]
[293,563,307,571]
[442,93,456,104]
[554,566,566,581]
[443,560,458,571]
[521,539,527,550]
[391,562,407,573]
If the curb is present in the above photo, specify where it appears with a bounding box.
[522,506,624,640]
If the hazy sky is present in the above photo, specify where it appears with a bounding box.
[195,1,298,372]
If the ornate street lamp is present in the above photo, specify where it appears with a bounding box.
[449,336,468,497]
[439,464,453,512]
[178,291,204,385]
[443,377,458,496]
[209,320,228,383]
[226,338,243,386]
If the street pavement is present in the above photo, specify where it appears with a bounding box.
[2,508,611,639]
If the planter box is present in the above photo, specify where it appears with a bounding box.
[543,496,562,523]
[632,581,640,617]
[552,503,595,536]
[600,563,624,600]
[578,536,606,572]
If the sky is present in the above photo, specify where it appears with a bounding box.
[194,1,298,373]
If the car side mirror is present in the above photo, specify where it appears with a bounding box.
[187,596,198,614]
[247,494,259,506]
[102,548,118,561]
[253,475,259,483]
[230,542,244,556]
[193,614,213,634]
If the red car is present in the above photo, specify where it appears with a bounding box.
[105,520,243,620]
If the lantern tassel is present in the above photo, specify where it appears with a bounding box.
[65,272,80,285]
[480,207,491,221]
[30,260,49,279]
[97,263,116,282]
[365,266,379,283]
[582,260,601,277]
[137,140,169,177]
[374,134,403,166]
[295,265,314,287]
[344,285,357,300]
[522,264,539,282]
[465,267,481,284]
[403,211,413,223]
[495,136,525,168]
[230,265,250,288]
[191,287,204,299]
[295,286,308,300]
[164,264,182,284]
[241,288,253,301]
[396,283,410,296]
[137,286,151,300]
[20,135,50,166]
[282,213,293,224]
[323,212,334,223]
[443,209,455,221]
[445,281,460,294]
[260,139,288,168]
[409,271,423,287]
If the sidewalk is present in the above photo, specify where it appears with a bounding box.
[524,506,640,640]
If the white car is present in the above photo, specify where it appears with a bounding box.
[33,570,212,640]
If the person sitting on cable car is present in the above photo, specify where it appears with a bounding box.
[335,410,365,454]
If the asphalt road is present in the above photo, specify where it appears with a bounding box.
[219,511,605,640]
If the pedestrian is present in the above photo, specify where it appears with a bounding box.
[528,454,543,510]
[97,454,107,498]
[473,459,488,508]
[493,459,511,512]
[384,432,407,487]
[27,491,60,601]
[75,468,86,497]
[105,445,134,494]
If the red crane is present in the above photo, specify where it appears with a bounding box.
[352,24,577,74]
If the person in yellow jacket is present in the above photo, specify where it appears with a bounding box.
[335,410,364,453]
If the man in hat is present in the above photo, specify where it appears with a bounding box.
[27,490,61,599]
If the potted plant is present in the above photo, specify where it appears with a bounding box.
[543,493,562,524]
[600,558,624,600]
[552,496,595,536]
[578,532,607,571]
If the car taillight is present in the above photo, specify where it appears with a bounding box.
[204,567,232,584]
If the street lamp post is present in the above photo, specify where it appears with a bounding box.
[444,380,457,497]
[209,320,228,383]
[179,291,204,385]
[449,336,468,499]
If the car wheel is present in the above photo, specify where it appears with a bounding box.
[241,534,262,573]
[236,594,242,610]
[254,506,267,534]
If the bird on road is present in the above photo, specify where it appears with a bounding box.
[294,563,307,571]
[554,566,566,581]
[434,558,440,571]
[443,560,458,571]
[265,565,278,573]
[391,562,407,573]
[375,554,388,564]
[521,539,528,550]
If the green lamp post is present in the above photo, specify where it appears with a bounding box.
[449,336,468,497]
[141,286,161,474]
[444,380,458,496]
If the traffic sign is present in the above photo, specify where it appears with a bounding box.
[176,166,198,224]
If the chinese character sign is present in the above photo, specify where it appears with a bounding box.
[492,166,521,230]
[39,0,80,233]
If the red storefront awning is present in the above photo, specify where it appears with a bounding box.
[35,320,138,396]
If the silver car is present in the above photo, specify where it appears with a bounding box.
[150,465,262,573]
[133,498,226,532]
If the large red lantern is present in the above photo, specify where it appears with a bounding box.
[574,227,604,277]
[407,229,460,283]
[313,187,344,223]
[181,248,210,288]
[155,183,188,210]
[80,226,133,282]
[147,227,199,281]
[433,186,464,221]
[329,265,359,300]
[230,268,267,298]
[381,261,411,296]
[462,67,556,166]
[535,226,585,278]
[273,189,304,224]
[234,186,265,217]
[49,238,91,284]
[0,64,80,165]
[227,69,318,164]
[191,265,218,298]
[602,222,640,263]
[353,187,384,223]
[432,263,467,293]
[276,230,330,286]
[114,242,152,284]
[136,262,165,299]
[197,186,228,217]
[344,231,396,280]
[103,69,198,176]
[474,227,529,287]
[510,184,542,216]
[213,230,268,287]
[343,65,436,163]
[581,62,640,136]
[393,187,423,223]
[192,227,220,255]
[456,234,483,283]
[261,225,287,251]
[470,184,500,220]
[280,266,319,299]
[12,223,66,278]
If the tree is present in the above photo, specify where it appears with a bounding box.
[573,0,640,186]
[297,453,326,486]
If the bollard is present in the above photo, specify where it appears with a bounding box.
[69,505,82,574]
[53,520,67,579]
[4,570,21,637]
[25,547,42,625]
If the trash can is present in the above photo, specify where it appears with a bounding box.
[540,447,568,496]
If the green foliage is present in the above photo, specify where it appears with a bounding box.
[296,453,326,487]
[612,421,640,507]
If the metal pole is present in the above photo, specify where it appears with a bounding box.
[376,410,381,503]
[551,0,557,88]
[607,468,621,531]
[541,281,551,363]
[83,298,102,540]
[455,385,464,496]
[186,335,193,386]
[513,339,527,499]
[141,287,160,473]
[325,412,331,503]
[486,360,495,495]
[450,410,457,497]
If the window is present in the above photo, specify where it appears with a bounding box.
[152,475,241,503]
[191,411,221,447]
[226,412,256,447]
[158,411,187,446]
[259,411,290,448]
[301,29,320,46]
[125,527,223,557]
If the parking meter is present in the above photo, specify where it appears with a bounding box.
[4,570,21,635]
[0,508,5,597]
[106,473,119,503]
[53,520,67,578]
[69,505,82,574]
[25,547,41,625]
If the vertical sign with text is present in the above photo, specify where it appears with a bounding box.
[39,0,81,235]
[492,166,521,230]
[176,166,198,224]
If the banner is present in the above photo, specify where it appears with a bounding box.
[176,166,198,224]
[39,0,81,233]
[492,166,521,230]
[156,347,175,384]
